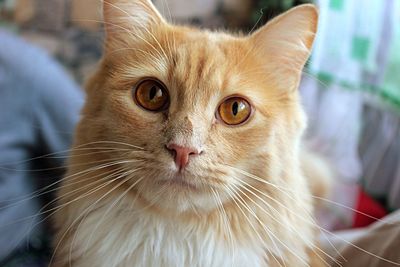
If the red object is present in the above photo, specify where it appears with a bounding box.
[352,187,387,228]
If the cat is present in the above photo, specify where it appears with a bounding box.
[51,0,328,266]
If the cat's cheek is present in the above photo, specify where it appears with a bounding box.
[210,115,271,168]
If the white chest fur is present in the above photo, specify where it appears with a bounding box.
[69,202,268,267]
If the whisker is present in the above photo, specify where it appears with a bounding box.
[241,179,343,265]
[209,187,236,263]
[0,158,141,210]
[0,140,143,167]
[50,167,141,266]
[228,184,297,267]
[0,153,135,173]
[81,174,144,254]
[223,184,284,267]
[227,165,347,262]
[1,160,137,230]
[12,167,131,257]
[226,165,400,265]
[233,182,337,267]
[319,224,400,266]
[24,167,131,235]
[70,171,144,265]
[30,167,131,223]
[226,165,396,226]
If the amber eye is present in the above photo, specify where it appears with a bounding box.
[218,96,252,125]
[134,79,169,112]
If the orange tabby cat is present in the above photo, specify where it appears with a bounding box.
[52,0,326,266]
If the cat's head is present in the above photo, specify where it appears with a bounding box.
[77,0,318,214]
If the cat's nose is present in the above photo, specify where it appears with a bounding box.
[166,143,201,171]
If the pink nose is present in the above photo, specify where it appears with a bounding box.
[166,144,201,171]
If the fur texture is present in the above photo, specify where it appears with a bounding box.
[52,1,327,266]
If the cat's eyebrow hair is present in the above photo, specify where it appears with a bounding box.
[167,53,178,81]
[195,48,207,80]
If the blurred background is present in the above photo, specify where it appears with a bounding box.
[0,0,312,83]
[1,0,400,266]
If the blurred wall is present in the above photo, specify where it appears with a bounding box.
[0,0,256,82]
[0,0,310,82]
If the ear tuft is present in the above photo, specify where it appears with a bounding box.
[102,0,165,52]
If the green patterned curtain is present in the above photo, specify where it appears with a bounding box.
[309,0,400,112]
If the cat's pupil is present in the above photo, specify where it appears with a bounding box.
[149,86,159,100]
[232,101,239,116]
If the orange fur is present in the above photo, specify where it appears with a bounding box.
[52,1,326,266]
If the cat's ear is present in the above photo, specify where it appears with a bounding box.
[250,4,318,88]
[102,0,166,51]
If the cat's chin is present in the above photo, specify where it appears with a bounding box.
[153,166,210,193]
[137,175,225,214]
[156,176,199,192]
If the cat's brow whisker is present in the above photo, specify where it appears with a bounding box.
[236,66,273,77]
[249,8,265,35]
[163,26,175,62]
[236,32,260,71]
[223,184,285,267]
[108,47,163,64]
[158,0,177,66]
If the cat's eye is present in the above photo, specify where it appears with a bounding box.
[134,79,169,112]
[217,96,252,126]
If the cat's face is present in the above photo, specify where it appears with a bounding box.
[77,0,317,213]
